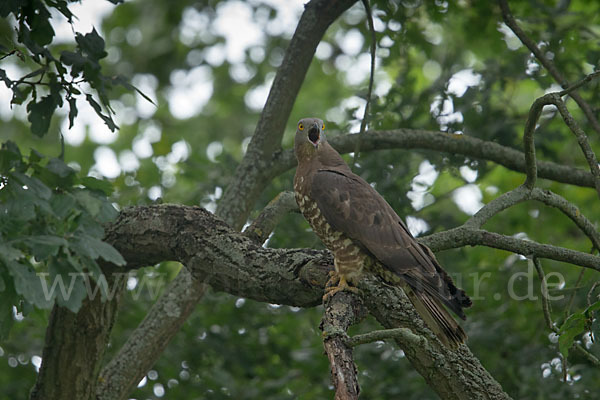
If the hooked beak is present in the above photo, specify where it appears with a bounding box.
[308,123,320,147]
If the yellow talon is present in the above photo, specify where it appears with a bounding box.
[322,273,359,301]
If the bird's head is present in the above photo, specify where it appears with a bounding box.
[294,117,325,162]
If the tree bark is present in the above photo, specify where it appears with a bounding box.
[321,292,366,399]
[96,269,206,400]
[30,275,124,400]
[94,205,512,399]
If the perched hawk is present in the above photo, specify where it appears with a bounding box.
[293,117,471,347]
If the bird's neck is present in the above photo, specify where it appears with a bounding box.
[317,141,351,171]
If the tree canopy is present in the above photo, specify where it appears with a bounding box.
[0,0,599,399]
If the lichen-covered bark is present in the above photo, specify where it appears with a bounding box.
[97,204,509,399]
[361,275,511,400]
[321,292,366,400]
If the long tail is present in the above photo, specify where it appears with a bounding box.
[406,288,467,348]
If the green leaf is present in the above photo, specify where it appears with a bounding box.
[76,28,108,60]
[29,148,44,164]
[25,3,55,47]
[81,176,114,195]
[0,243,24,263]
[85,94,118,131]
[48,259,87,313]
[67,97,78,128]
[74,189,102,217]
[23,235,68,260]
[5,261,52,309]
[27,96,57,137]
[0,140,23,172]
[50,192,77,219]
[46,157,76,179]
[11,85,33,105]
[558,313,585,358]
[11,171,52,199]
[60,50,86,75]
[72,234,125,266]
[584,299,600,317]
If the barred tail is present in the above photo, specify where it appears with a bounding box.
[406,288,467,348]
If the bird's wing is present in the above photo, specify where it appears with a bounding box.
[311,168,470,318]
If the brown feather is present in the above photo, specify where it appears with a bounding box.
[294,121,471,346]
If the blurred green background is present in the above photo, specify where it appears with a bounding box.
[1,0,599,398]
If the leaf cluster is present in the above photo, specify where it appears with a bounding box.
[0,0,134,136]
[0,140,124,340]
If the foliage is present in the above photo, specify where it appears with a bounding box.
[0,0,136,137]
[0,140,123,340]
[0,0,599,399]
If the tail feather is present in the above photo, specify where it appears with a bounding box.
[406,288,467,348]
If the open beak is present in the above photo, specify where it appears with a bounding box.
[308,123,320,147]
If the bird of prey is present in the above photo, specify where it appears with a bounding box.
[293,117,471,347]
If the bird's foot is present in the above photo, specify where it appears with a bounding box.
[323,273,359,302]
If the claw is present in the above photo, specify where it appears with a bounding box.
[322,273,359,301]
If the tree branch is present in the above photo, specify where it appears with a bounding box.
[321,292,365,399]
[93,204,511,399]
[271,129,596,188]
[345,327,420,347]
[218,0,358,230]
[498,0,600,136]
[352,0,376,168]
[103,3,360,394]
[97,269,206,400]
[421,227,600,271]
[361,275,512,400]
[243,191,298,245]
[30,275,124,400]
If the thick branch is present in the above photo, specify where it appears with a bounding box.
[218,0,358,229]
[97,204,510,399]
[96,204,597,399]
[498,0,600,136]
[30,276,124,400]
[361,275,512,400]
[272,129,596,188]
[320,293,365,399]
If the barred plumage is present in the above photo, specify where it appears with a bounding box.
[293,117,471,347]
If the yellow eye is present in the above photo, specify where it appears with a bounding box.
[298,123,304,131]
[322,124,325,130]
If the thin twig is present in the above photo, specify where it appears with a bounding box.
[559,71,600,97]
[564,268,586,319]
[532,258,557,332]
[522,96,547,189]
[420,227,600,271]
[530,188,600,251]
[587,281,600,307]
[550,97,600,199]
[498,0,600,136]
[345,327,421,347]
[574,344,600,367]
[352,0,376,169]
[533,258,600,371]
